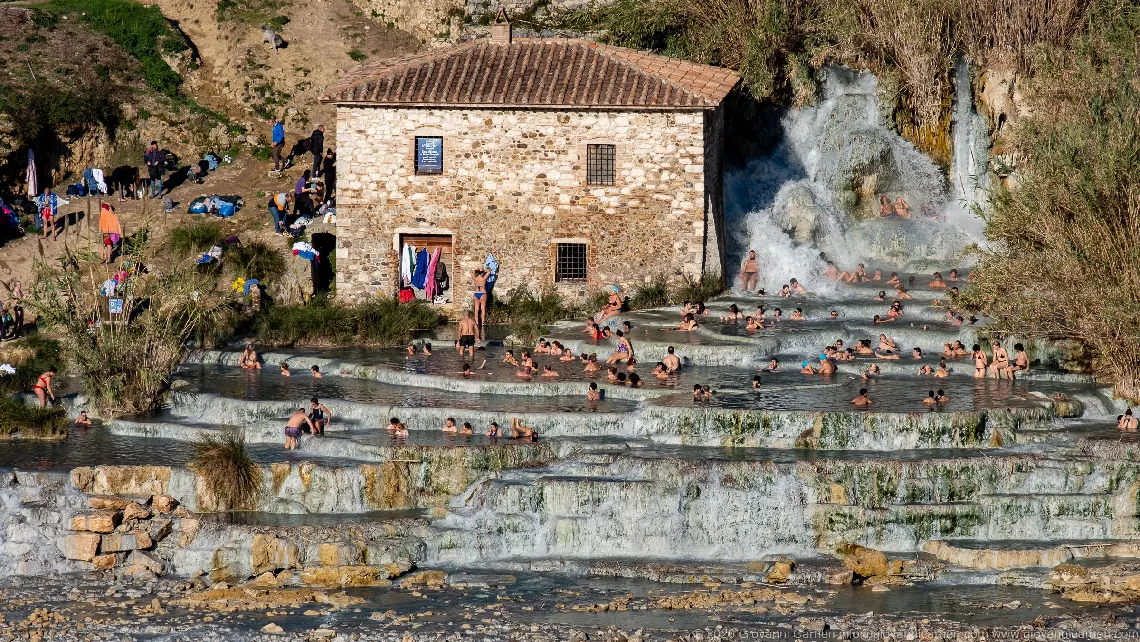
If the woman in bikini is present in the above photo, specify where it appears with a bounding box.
[34,367,57,408]
[472,269,489,340]
[607,330,634,364]
[971,344,989,378]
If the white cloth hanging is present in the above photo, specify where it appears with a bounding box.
[400,243,414,287]
[91,168,107,194]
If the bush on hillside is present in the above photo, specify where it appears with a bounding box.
[40,0,188,95]
[963,7,1140,400]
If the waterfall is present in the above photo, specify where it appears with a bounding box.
[725,66,991,293]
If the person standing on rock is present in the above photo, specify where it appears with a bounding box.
[270,117,285,172]
[284,408,314,450]
[309,124,325,177]
[739,250,759,292]
[143,141,166,198]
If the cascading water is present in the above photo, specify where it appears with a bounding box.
[725,65,990,292]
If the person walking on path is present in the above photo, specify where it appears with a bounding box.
[143,141,166,198]
[268,192,293,234]
[270,118,285,171]
[310,124,325,177]
[98,204,122,264]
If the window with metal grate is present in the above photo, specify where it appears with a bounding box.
[586,144,615,186]
[555,243,588,282]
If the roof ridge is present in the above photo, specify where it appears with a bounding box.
[321,38,740,108]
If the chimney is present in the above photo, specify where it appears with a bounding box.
[491,8,512,45]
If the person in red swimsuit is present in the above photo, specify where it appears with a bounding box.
[33,367,57,408]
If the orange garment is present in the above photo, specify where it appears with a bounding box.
[99,205,122,236]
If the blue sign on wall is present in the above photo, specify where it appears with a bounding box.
[415,136,443,175]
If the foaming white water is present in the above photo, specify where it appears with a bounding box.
[726,66,990,293]
[948,58,991,242]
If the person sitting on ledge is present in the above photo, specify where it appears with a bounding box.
[929,272,948,289]
[503,350,519,366]
[560,348,575,362]
[487,421,500,437]
[851,388,873,406]
[310,365,322,378]
[790,278,807,294]
[841,263,867,283]
[308,397,332,435]
[596,286,622,323]
[721,304,744,322]
[461,422,474,436]
[935,360,950,378]
[935,389,949,404]
[746,316,764,331]
[1118,409,1138,432]
[923,390,937,406]
[443,417,458,433]
[587,382,601,401]
[280,362,291,377]
[239,344,261,369]
[790,308,805,321]
[894,196,914,219]
[799,360,817,375]
[894,284,913,300]
[388,418,409,439]
[541,365,559,378]
[584,354,600,372]
[918,364,933,375]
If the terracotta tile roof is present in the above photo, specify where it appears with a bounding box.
[322,38,739,109]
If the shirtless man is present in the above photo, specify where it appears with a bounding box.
[739,250,760,292]
[894,285,913,300]
[663,346,681,372]
[923,391,937,406]
[587,382,602,401]
[443,418,459,433]
[541,365,559,378]
[1119,409,1139,432]
[789,278,807,294]
[762,358,779,372]
[239,344,261,369]
[456,312,477,359]
[935,389,949,404]
[989,341,1010,379]
[851,389,872,406]
[929,272,947,289]
[818,355,836,375]
[472,269,489,340]
[284,408,315,450]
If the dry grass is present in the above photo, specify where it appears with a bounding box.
[191,428,262,511]
[963,6,1140,400]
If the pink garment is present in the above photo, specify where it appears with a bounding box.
[424,247,441,300]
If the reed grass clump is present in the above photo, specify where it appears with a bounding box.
[963,8,1140,401]
[191,428,261,511]
[252,296,443,347]
[0,397,69,439]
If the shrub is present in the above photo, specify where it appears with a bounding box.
[0,79,121,147]
[252,297,443,347]
[31,248,233,413]
[191,428,261,511]
[40,0,188,95]
[169,221,224,257]
[0,397,69,439]
[348,49,368,62]
[225,240,286,282]
[672,273,724,304]
[0,335,62,396]
[487,286,578,344]
[629,277,670,310]
[963,6,1140,401]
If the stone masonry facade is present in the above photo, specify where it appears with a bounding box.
[334,105,725,303]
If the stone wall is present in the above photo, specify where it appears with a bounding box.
[334,106,720,303]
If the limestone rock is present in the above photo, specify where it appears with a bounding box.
[91,554,118,570]
[1048,563,1140,603]
[122,503,151,521]
[148,518,173,544]
[252,534,301,575]
[126,550,164,575]
[318,541,365,567]
[262,623,284,634]
[151,494,178,513]
[88,496,139,510]
[401,569,446,587]
[766,559,796,584]
[300,566,393,588]
[70,510,122,533]
[101,531,153,553]
[123,564,158,582]
[837,543,890,578]
[59,533,101,561]
[825,569,854,585]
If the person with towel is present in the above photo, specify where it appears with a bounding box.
[99,204,122,264]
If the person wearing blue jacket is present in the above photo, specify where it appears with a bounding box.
[270,117,285,171]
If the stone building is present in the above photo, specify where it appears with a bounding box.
[322,20,739,304]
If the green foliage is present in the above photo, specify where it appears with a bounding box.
[487,286,578,344]
[672,274,725,304]
[0,335,62,396]
[0,397,69,439]
[964,5,1140,401]
[30,247,233,414]
[0,79,121,146]
[170,221,225,257]
[40,0,188,95]
[191,428,262,511]
[629,277,670,310]
[217,0,285,27]
[252,297,444,347]
[347,48,368,62]
[226,241,287,282]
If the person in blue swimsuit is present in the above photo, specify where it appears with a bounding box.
[472,268,489,341]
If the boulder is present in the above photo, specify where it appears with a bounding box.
[123,565,158,582]
[122,503,151,521]
[837,543,890,578]
[101,531,153,553]
[91,554,118,570]
[126,550,164,575]
[300,566,392,588]
[262,623,284,634]
[88,496,140,510]
[148,518,173,544]
[70,510,122,533]
[151,494,178,513]
[766,559,796,584]
[318,541,365,567]
[59,533,101,561]
[401,570,446,587]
